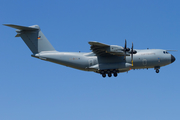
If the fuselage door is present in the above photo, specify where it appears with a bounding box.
[89,59,93,67]
[142,59,147,66]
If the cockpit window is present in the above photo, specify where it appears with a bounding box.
[163,51,169,54]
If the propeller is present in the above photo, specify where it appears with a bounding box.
[130,42,137,66]
[131,42,134,66]
[123,39,137,66]
[124,39,130,55]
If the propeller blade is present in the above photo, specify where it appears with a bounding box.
[124,39,127,50]
[124,39,127,55]
[124,39,130,54]
[124,39,127,60]
[131,42,134,66]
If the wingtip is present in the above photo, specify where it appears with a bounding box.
[3,24,9,26]
[88,41,97,45]
[3,24,14,26]
[3,24,16,27]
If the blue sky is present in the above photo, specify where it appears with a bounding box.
[0,0,180,120]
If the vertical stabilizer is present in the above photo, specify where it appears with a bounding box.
[4,24,56,54]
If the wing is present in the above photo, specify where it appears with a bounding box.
[89,41,127,56]
[89,41,110,56]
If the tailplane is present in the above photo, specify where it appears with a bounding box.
[4,24,56,54]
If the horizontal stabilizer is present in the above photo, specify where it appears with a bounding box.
[3,24,39,30]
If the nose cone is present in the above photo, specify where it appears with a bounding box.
[171,55,176,63]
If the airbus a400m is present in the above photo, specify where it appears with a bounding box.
[4,24,176,78]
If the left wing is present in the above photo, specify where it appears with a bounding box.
[89,41,128,56]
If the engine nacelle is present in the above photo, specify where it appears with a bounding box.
[107,45,124,52]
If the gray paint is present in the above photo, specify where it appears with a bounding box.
[4,24,176,77]
[4,24,55,54]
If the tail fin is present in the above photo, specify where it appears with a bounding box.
[4,24,56,54]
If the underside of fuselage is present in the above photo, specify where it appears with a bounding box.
[31,48,175,78]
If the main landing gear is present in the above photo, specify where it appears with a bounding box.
[100,69,118,78]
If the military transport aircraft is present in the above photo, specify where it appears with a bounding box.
[4,24,176,78]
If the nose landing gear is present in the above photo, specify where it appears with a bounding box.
[156,69,159,73]
[154,66,160,73]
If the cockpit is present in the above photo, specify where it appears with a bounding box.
[163,51,169,54]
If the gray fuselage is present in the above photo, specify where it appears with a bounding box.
[32,49,174,74]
